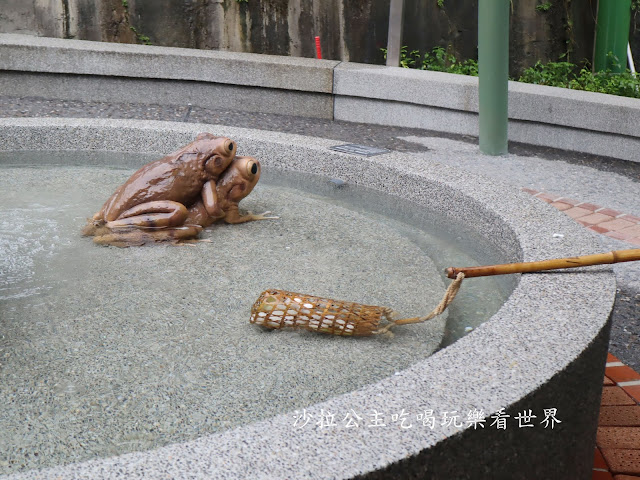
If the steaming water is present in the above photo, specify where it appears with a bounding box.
[0,151,512,474]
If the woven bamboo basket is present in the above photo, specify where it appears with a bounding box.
[250,289,396,336]
[250,249,640,338]
[250,272,465,337]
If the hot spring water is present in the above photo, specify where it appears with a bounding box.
[0,151,511,473]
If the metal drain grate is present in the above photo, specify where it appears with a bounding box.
[330,144,391,156]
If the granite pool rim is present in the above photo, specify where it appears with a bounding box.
[0,117,616,479]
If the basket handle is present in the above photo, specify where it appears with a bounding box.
[445,249,640,279]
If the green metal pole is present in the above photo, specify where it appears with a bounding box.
[594,0,631,72]
[478,0,509,156]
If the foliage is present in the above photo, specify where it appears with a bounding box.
[518,54,640,99]
[382,46,478,76]
[535,2,552,12]
[129,26,152,45]
[518,60,575,87]
[120,0,151,45]
[383,45,640,99]
[437,0,444,8]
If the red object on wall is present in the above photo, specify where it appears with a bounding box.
[315,36,322,59]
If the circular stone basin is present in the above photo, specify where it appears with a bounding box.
[0,118,616,480]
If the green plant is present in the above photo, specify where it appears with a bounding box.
[437,0,445,7]
[519,53,640,99]
[423,46,479,75]
[535,1,552,11]
[130,26,152,45]
[384,45,639,99]
[518,60,575,87]
[382,45,478,76]
[120,0,151,45]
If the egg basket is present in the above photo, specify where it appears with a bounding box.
[250,272,465,337]
[250,249,640,338]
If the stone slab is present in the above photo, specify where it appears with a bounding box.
[333,61,640,139]
[0,33,339,93]
[509,116,640,164]
[334,96,479,136]
[334,96,640,164]
[0,71,334,119]
[508,80,640,139]
[334,62,479,112]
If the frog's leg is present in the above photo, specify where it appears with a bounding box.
[93,184,124,221]
[106,201,189,229]
[93,225,203,247]
[83,185,125,235]
[222,205,279,224]
[201,180,223,218]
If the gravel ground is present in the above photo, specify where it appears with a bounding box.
[0,95,638,371]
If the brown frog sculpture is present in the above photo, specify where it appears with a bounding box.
[83,134,275,247]
[184,155,267,227]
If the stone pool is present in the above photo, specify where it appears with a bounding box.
[0,118,615,480]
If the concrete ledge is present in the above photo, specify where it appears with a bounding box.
[0,71,334,119]
[0,118,616,479]
[333,62,640,163]
[0,33,338,119]
[333,62,479,113]
[509,119,640,162]
[0,33,339,93]
[0,34,640,161]
[333,62,640,139]
[1,33,638,160]
[508,80,640,138]
[334,96,480,136]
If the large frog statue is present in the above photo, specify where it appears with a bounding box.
[184,155,267,227]
[83,134,275,247]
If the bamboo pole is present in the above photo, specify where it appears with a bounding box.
[445,249,640,279]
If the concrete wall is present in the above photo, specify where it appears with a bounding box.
[2,33,640,163]
[0,0,136,43]
[0,0,599,75]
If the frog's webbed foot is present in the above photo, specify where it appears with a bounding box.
[224,210,279,224]
[252,211,280,220]
[93,225,203,247]
[176,237,213,247]
[93,228,146,248]
[82,218,110,237]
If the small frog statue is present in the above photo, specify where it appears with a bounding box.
[83,134,275,247]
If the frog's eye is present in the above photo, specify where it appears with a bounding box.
[246,160,258,176]
[223,139,235,155]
